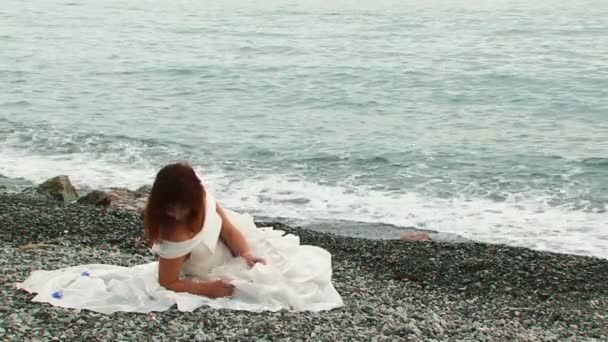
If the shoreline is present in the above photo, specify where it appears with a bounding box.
[0,174,473,242]
[0,174,608,260]
[1,192,607,340]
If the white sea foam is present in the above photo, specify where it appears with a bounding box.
[205,173,608,260]
[0,146,156,189]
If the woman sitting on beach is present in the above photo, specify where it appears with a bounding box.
[18,163,343,314]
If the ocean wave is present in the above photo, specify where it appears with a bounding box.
[287,154,392,165]
[207,174,608,259]
[0,122,189,188]
[0,119,196,153]
[0,100,31,107]
[582,157,608,166]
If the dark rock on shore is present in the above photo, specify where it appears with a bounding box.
[0,173,151,210]
[136,185,152,194]
[105,187,148,211]
[76,187,148,211]
[77,190,114,207]
[35,175,79,202]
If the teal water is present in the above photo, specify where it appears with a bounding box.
[1,0,607,257]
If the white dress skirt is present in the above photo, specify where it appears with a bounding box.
[16,191,344,314]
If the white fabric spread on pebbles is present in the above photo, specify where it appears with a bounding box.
[15,198,344,314]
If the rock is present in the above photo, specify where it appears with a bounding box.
[136,185,152,194]
[106,187,148,211]
[36,175,79,202]
[394,322,422,336]
[400,232,432,242]
[19,243,56,251]
[77,190,113,207]
[20,186,38,196]
[393,272,422,282]
[75,187,149,211]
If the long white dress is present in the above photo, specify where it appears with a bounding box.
[16,191,344,314]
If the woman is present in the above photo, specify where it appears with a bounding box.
[18,163,343,314]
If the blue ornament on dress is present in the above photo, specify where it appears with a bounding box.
[81,271,90,277]
[51,290,63,299]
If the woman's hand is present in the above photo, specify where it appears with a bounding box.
[201,280,234,298]
[158,255,233,298]
[242,251,266,267]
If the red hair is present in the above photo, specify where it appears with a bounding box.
[144,163,205,244]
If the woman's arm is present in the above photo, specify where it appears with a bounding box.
[217,204,251,257]
[158,255,233,298]
[217,204,265,266]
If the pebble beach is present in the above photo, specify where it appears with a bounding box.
[0,192,606,341]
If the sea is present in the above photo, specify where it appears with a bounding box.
[1,0,607,258]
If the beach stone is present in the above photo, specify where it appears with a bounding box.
[36,175,79,202]
[136,185,152,193]
[106,187,148,211]
[400,232,432,242]
[77,190,113,207]
[76,187,149,211]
